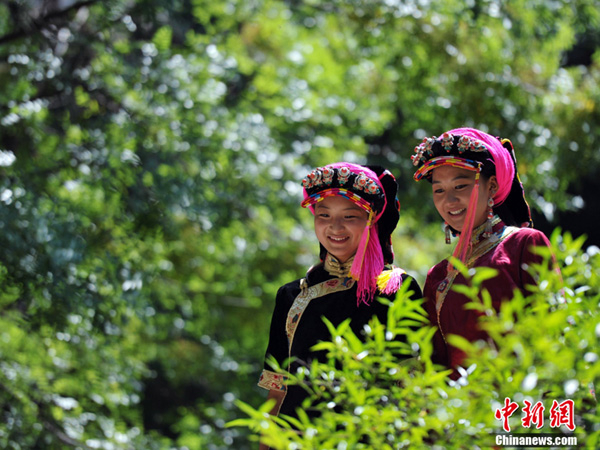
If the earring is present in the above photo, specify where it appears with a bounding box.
[483,197,494,238]
[444,221,452,244]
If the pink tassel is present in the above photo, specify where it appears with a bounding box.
[350,218,384,306]
[350,218,371,281]
[452,172,480,265]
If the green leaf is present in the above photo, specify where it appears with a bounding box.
[153,26,173,51]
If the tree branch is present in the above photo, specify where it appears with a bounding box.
[0,0,102,45]
[0,378,92,448]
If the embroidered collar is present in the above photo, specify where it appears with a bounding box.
[324,253,355,278]
[435,223,519,329]
[471,215,502,246]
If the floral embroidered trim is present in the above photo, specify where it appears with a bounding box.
[286,277,355,344]
[258,369,287,391]
[258,276,356,393]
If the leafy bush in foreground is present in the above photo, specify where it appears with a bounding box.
[230,230,599,449]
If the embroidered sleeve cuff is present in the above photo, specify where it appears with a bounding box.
[257,370,287,391]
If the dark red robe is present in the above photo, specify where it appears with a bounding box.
[423,221,554,376]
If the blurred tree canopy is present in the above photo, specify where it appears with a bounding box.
[0,0,598,448]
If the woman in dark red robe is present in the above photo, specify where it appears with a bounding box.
[410,127,557,378]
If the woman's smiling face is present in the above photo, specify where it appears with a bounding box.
[313,196,369,263]
[431,165,497,232]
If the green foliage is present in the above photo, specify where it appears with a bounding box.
[232,233,599,448]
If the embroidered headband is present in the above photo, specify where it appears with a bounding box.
[301,188,374,215]
[414,155,482,181]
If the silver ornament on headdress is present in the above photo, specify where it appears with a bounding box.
[322,167,334,185]
[337,166,351,185]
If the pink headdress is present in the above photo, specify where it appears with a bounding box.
[449,128,515,206]
[411,128,531,264]
[301,162,396,305]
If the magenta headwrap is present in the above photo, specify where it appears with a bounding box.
[301,162,397,305]
[448,128,515,206]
